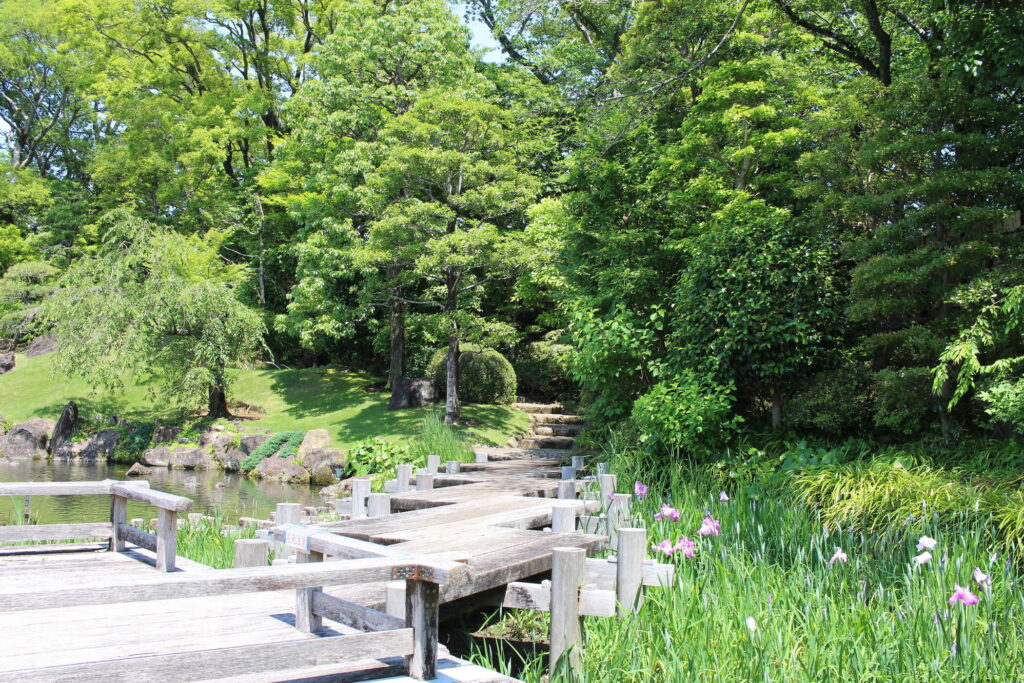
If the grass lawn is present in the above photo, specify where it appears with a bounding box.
[0,353,530,449]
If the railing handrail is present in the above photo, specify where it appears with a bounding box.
[0,479,150,497]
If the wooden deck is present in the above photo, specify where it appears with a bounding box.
[316,453,604,613]
[0,545,519,682]
[0,448,608,682]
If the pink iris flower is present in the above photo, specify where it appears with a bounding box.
[828,547,848,566]
[719,491,730,502]
[698,515,721,536]
[914,551,932,566]
[654,504,681,522]
[917,535,937,552]
[651,539,675,556]
[973,567,992,588]
[948,585,980,606]
[675,536,696,558]
[634,481,649,499]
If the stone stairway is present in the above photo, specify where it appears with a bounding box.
[512,402,586,451]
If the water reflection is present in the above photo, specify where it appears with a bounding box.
[0,459,324,525]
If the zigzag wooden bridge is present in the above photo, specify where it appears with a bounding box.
[0,405,673,681]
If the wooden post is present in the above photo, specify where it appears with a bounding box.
[557,480,576,500]
[616,528,646,616]
[352,478,371,518]
[445,460,461,474]
[156,508,177,572]
[405,579,439,680]
[475,451,488,463]
[571,455,585,471]
[598,474,617,504]
[22,494,30,525]
[551,501,576,533]
[385,581,406,619]
[109,494,128,552]
[294,549,324,633]
[416,473,435,491]
[233,538,270,568]
[276,503,301,525]
[550,547,585,669]
[608,493,631,547]
[561,466,576,480]
[426,454,441,474]
[597,461,609,476]
[367,493,391,518]
[396,464,412,493]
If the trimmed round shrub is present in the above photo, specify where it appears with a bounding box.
[427,344,517,405]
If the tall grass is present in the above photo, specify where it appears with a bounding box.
[471,465,1024,681]
[176,517,264,569]
[409,410,475,464]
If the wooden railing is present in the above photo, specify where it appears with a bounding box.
[0,541,467,681]
[0,479,193,571]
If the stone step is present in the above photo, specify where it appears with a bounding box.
[517,435,576,450]
[531,413,585,425]
[513,402,564,414]
[533,423,583,437]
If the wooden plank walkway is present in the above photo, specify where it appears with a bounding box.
[0,546,518,682]
[0,423,600,682]
[316,452,605,613]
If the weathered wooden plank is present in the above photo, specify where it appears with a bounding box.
[550,547,585,669]
[155,508,177,572]
[503,581,616,618]
[0,557,467,612]
[233,539,269,568]
[295,548,324,633]
[110,495,128,551]
[583,557,675,590]
[405,580,438,681]
[0,480,149,497]
[312,590,404,632]
[0,522,112,543]
[4,629,415,682]
[111,483,193,512]
[118,523,157,552]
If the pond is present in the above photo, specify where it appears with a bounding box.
[0,459,325,525]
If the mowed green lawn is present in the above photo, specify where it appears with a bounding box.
[0,354,530,449]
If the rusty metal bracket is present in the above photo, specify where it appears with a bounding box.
[393,565,434,581]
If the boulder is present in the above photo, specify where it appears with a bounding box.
[216,448,246,472]
[79,429,120,460]
[0,353,14,375]
[240,433,269,455]
[318,477,356,499]
[168,447,217,470]
[388,376,436,410]
[152,424,182,444]
[310,460,341,486]
[24,335,58,357]
[2,418,55,458]
[126,462,152,477]
[49,401,79,455]
[297,429,330,462]
[141,446,171,467]
[301,446,346,472]
[253,456,310,484]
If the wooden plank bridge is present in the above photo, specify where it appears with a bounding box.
[0,427,648,683]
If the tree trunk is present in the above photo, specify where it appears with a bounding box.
[444,266,460,425]
[208,384,231,419]
[770,392,783,432]
[387,292,405,390]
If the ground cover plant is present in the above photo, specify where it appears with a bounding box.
[473,463,1024,682]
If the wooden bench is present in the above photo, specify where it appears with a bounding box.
[0,479,191,571]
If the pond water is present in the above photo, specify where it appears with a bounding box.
[0,459,324,525]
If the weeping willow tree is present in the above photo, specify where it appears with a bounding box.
[45,212,266,418]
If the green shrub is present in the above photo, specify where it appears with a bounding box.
[978,378,1024,434]
[630,373,742,461]
[512,335,577,400]
[872,367,936,435]
[346,437,412,481]
[241,430,304,472]
[787,364,874,436]
[427,344,516,405]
